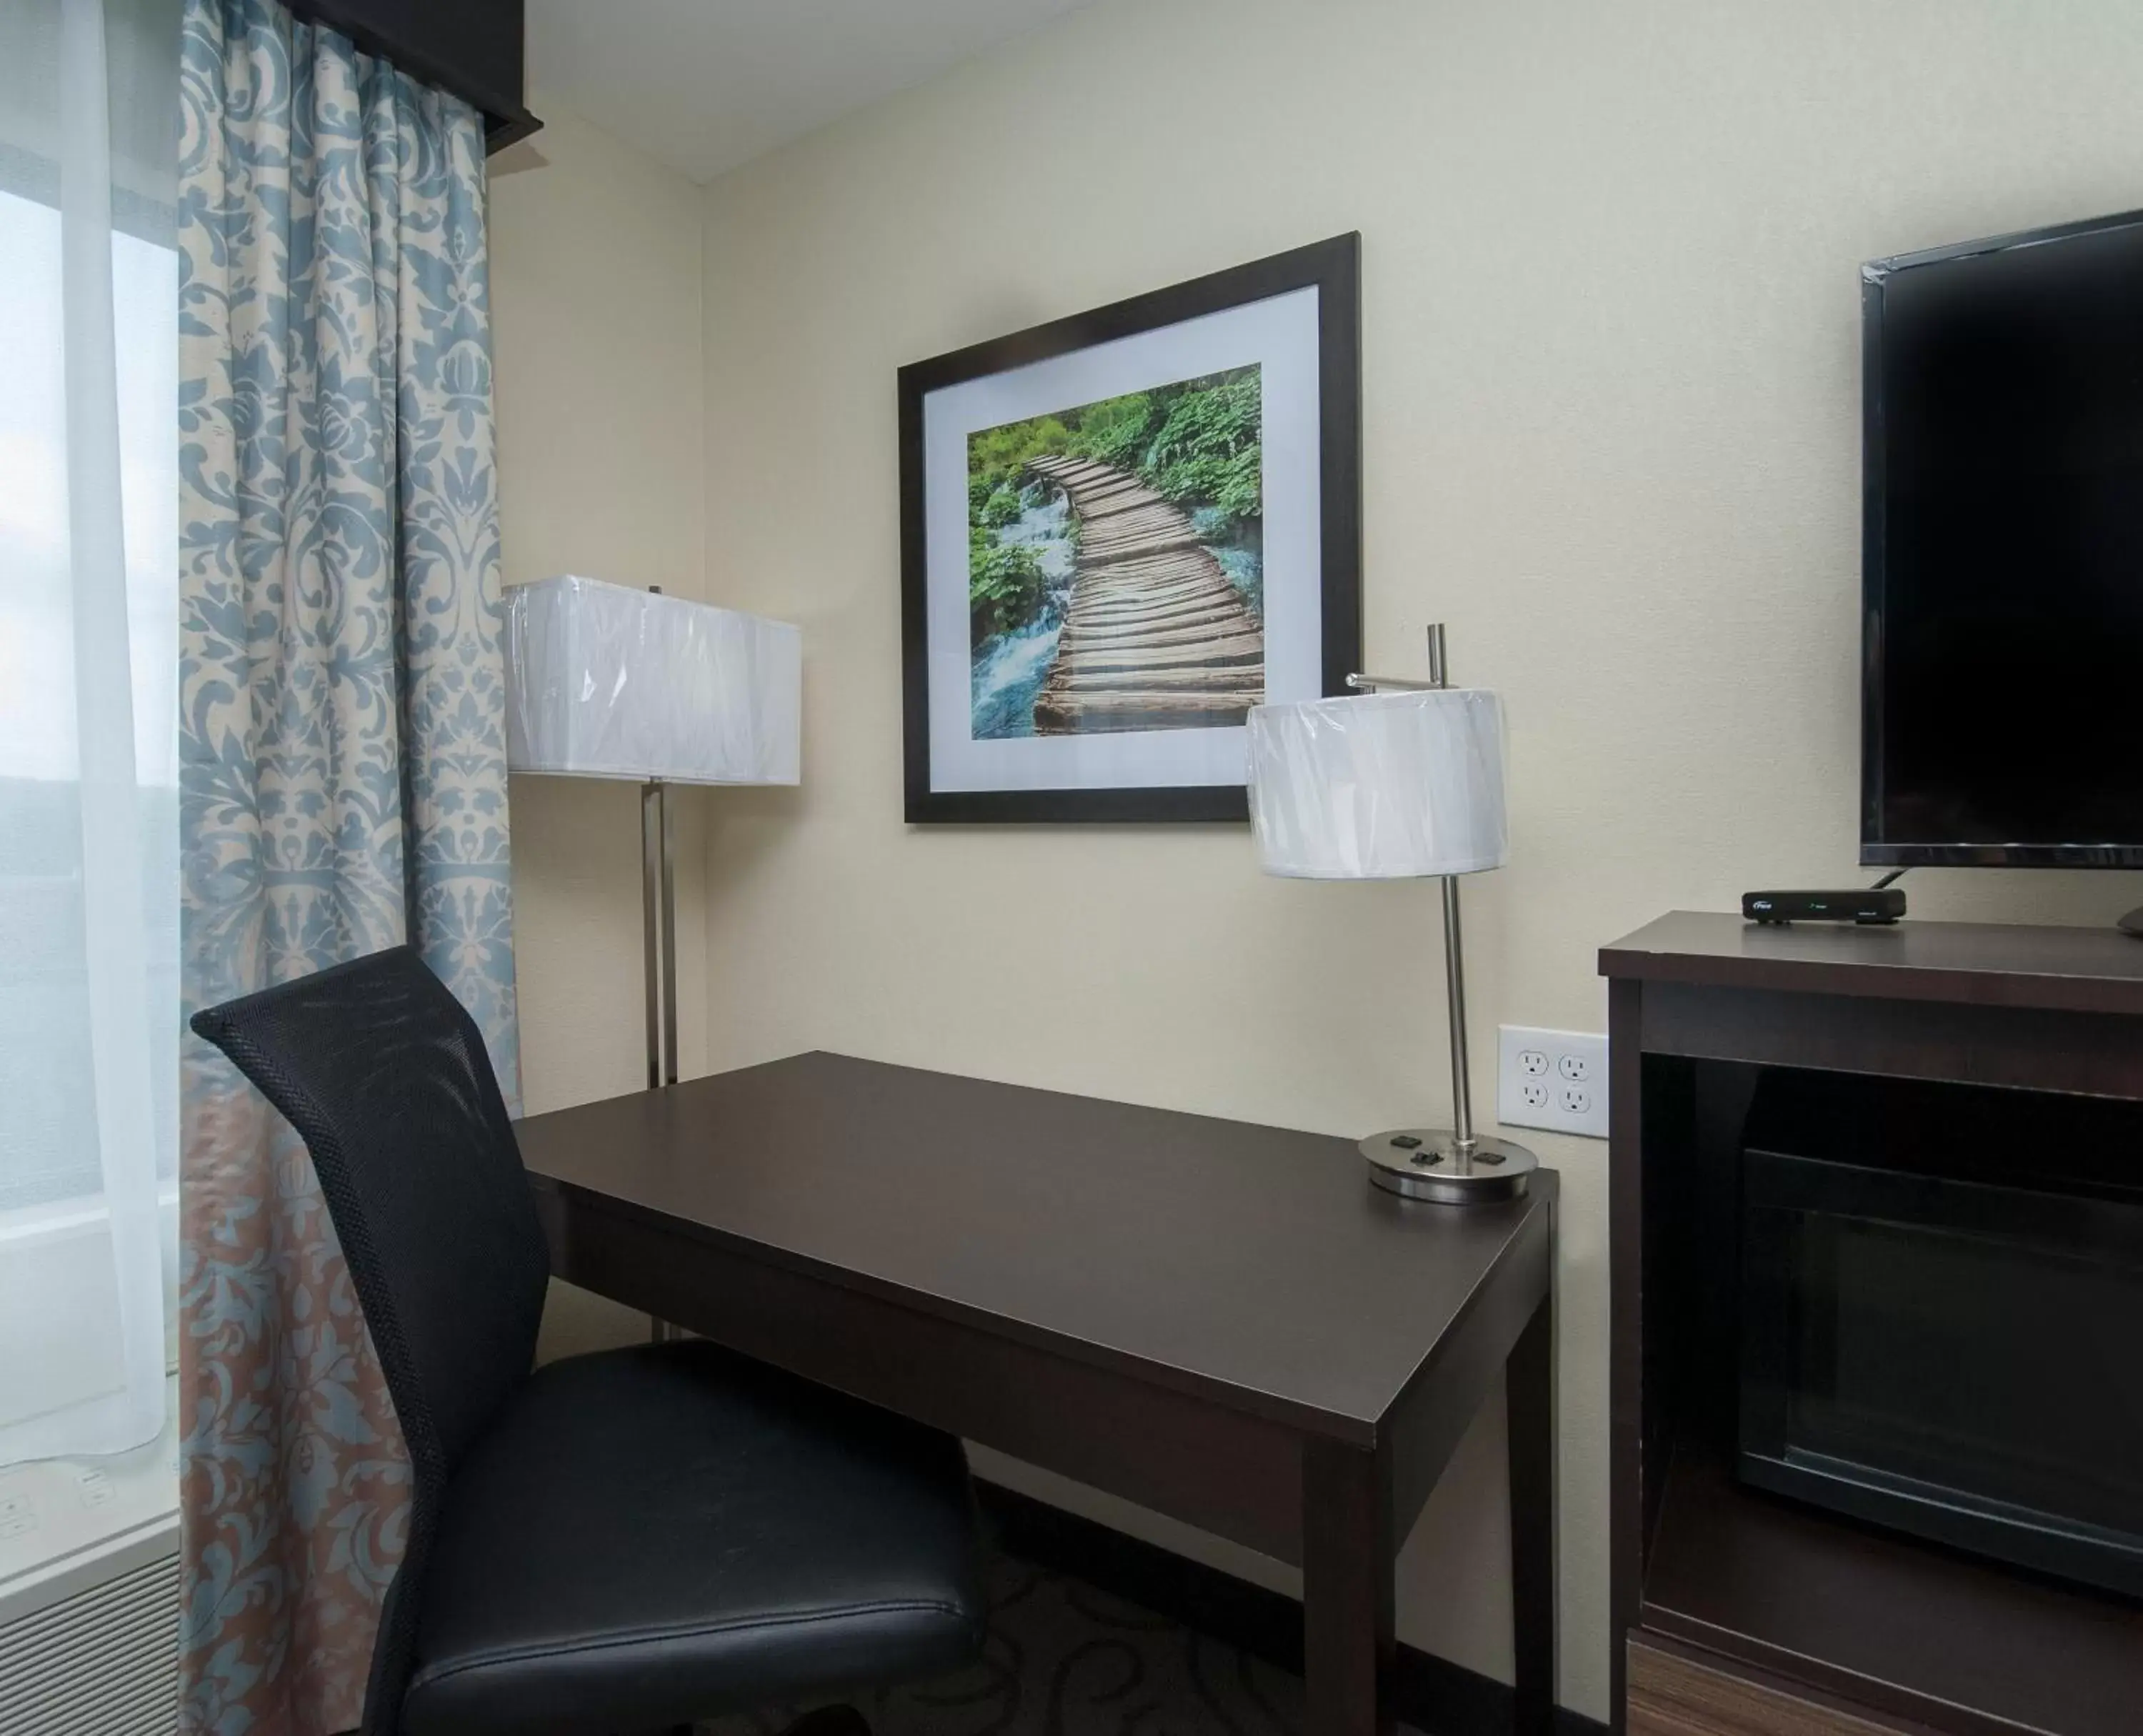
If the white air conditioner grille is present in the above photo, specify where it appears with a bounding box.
[0,1551,178,1735]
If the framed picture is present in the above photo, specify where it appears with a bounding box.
[899,233,1362,823]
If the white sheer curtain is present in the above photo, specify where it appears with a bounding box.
[0,0,179,1466]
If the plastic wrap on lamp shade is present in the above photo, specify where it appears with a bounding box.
[504,575,801,785]
[1248,688,1508,879]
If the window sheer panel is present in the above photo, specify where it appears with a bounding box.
[0,0,179,1465]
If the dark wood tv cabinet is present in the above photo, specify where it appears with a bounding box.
[1599,912,2143,1736]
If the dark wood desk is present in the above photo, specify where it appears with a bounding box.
[514,1051,1559,1736]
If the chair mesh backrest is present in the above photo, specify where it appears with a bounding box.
[190,945,551,1732]
[190,944,550,1475]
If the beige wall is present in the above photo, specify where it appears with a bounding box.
[685,0,2143,1719]
[489,108,709,1358]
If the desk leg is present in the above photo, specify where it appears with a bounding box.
[1507,1293,1556,1736]
[1302,1437,1395,1736]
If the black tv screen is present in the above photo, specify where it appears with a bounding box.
[1862,210,2143,867]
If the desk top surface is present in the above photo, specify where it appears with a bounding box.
[515,1051,1552,1439]
[1600,909,2143,1016]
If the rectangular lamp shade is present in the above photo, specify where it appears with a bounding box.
[1248,688,1508,878]
[504,575,801,785]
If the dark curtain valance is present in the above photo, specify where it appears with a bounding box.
[284,0,539,149]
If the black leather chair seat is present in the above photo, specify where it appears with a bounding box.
[399,1340,984,1736]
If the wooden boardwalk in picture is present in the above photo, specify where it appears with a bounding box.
[1024,454,1263,734]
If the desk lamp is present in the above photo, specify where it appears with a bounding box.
[1247,624,1534,1203]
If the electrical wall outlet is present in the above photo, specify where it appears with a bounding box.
[1497,1026,1609,1138]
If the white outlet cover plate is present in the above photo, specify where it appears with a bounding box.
[1497,1025,1609,1139]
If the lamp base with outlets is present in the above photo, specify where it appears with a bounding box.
[1361,1129,1538,1204]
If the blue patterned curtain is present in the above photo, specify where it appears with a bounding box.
[175,1,520,1729]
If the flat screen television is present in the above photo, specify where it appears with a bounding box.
[1862,209,2143,868]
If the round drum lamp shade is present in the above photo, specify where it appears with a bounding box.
[1248,688,1509,880]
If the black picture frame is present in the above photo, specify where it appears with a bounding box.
[899,233,1363,824]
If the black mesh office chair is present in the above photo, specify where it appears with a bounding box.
[191,947,984,1736]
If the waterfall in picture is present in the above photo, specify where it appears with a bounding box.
[969,487,1075,738]
[1192,506,1263,618]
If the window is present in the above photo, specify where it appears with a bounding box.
[0,0,180,1485]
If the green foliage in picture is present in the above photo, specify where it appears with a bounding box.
[1066,391,1156,470]
[1143,371,1262,522]
[978,484,1025,528]
[968,414,1074,497]
[968,524,1048,638]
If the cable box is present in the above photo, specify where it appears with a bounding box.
[1742,888,1906,925]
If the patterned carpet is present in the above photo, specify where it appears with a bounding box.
[704,1554,1330,1736]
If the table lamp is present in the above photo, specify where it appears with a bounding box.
[505,575,801,1089]
[1247,624,1535,1204]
